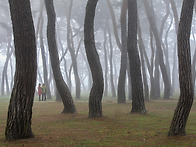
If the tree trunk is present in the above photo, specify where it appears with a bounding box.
[138,19,149,101]
[118,0,127,103]
[106,0,121,50]
[168,0,195,136]
[143,0,171,99]
[1,41,13,95]
[84,0,104,118]
[103,27,108,97]
[45,0,76,113]
[5,0,37,140]
[107,21,116,97]
[127,0,146,113]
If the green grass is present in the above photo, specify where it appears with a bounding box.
[0,98,196,147]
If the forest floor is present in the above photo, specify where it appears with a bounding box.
[0,97,196,147]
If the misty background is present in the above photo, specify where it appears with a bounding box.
[0,0,195,99]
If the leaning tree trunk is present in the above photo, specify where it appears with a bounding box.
[5,0,37,140]
[45,0,76,113]
[84,0,104,118]
[168,0,195,136]
[127,0,146,113]
[118,0,127,103]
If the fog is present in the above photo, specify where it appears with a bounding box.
[0,0,194,100]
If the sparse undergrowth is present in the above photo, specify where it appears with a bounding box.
[0,97,196,147]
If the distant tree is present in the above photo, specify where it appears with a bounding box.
[143,0,171,99]
[127,0,146,113]
[39,8,52,100]
[5,0,37,140]
[168,0,195,136]
[66,0,81,99]
[45,0,76,113]
[84,0,104,118]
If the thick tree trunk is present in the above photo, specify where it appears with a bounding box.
[84,0,104,118]
[5,0,37,140]
[45,0,76,113]
[127,0,146,113]
[118,0,127,103]
[168,0,195,136]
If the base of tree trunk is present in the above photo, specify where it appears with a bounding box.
[61,109,77,114]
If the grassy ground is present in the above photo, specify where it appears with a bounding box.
[0,97,196,147]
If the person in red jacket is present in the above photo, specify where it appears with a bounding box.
[38,83,42,101]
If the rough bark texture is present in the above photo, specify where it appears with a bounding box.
[118,0,127,103]
[5,0,37,140]
[168,0,195,136]
[45,0,76,113]
[127,0,146,113]
[84,0,104,118]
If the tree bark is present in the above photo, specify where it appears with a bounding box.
[5,0,37,140]
[168,0,195,136]
[45,0,76,113]
[118,0,127,103]
[127,0,146,113]
[84,0,104,118]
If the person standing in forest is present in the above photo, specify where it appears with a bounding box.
[38,83,42,101]
[42,83,47,101]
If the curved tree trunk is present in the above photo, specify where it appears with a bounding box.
[168,0,195,136]
[84,0,104,118]
[127,0,146,113]
[5,0,37,140]
[118,0,127,103]
[45,0,76,113]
